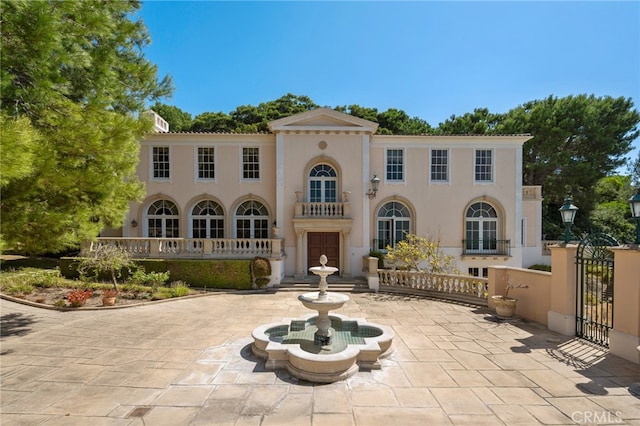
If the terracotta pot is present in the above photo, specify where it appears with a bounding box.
[492,296,517,318]
[102,296,116,306]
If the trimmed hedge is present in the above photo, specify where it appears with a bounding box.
[528,264,551,272]
[61,257,252,289]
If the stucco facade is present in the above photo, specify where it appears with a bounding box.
[115,108,541,281]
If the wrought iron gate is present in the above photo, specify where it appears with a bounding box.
[576,233,618,347]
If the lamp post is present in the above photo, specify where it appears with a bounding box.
[628,187,640,244]
[559,194,578,243]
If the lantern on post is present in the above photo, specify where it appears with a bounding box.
[559,194,578,243]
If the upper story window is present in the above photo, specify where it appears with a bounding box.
[309,164,337,203]
[474,149,493,182]
[386,149,404,182]
[152,146,170,180]
[430,149,449,183]
[197,147,215,180]
[242,147,260,180]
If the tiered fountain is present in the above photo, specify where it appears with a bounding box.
[252,255,394,383]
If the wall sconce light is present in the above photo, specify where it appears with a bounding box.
[558,194,578,243]
[628,187,640,244]
[131,219,138,228]
[366,175,381,199]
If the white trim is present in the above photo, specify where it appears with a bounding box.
[276,133,284,231]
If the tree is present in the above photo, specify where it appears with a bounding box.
[149,102,192,132]
[590,175,636,242]
[384,234,459,274]
[629,150,640,186]
[191,111,235,133]
[436,108,500,135]
[498,95,639,237]
[1,0,173,254]
[77,245,137,292]
[377,108,432,135]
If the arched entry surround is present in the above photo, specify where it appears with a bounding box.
[292,156,353,278]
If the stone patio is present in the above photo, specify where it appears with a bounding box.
[1,291,639,425]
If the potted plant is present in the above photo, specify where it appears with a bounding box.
[102,289,118,306]
[67,289,93,307]
[491,282,528,319]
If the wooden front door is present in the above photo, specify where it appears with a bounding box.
[307,232,339,273]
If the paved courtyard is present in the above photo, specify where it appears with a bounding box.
[1,290,639,425]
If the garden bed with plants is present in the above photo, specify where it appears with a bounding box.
[0,256,200,309]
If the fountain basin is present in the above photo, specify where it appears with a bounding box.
[298,291,349,312]
[251,313,395,383]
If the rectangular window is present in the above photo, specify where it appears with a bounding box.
[242,147,260,180]
[197,147,215,180]
[152,146,170,179]
[468,267,488,278]
[475,149,493,182]
[430,149,448,182]
[386,149,404,181]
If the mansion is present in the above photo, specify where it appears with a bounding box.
[102,108,543,284]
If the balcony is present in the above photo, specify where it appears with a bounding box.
[462,239,511,257]
[294,191,351,219]
[81,237,285,259]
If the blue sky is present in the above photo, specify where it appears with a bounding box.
[137,1,640,164]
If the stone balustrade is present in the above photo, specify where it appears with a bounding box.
[294,202,350,218]
[82,237,284,259]
[377,269,488,305]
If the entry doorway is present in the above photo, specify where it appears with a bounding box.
[307,232,339,274]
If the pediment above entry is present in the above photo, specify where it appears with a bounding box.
[268,108,379,135]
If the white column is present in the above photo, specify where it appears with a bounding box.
[276,133,285,230]
[295,229,304,278]
[362,134,372,250]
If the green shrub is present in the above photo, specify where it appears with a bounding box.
[3,282,34,296]
[528,264,551,272]
[127,269,170,287]
[250,257,271,289]
[61,258,251,289]
[170,281,190,297]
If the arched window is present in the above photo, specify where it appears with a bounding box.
[191,200,224,238]
[147,200,179,238]
[308,164,337,203]
[235,200,269,239]
[465,202,498,253]
[376,201,411,250]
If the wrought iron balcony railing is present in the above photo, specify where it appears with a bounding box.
[462,239,511,256]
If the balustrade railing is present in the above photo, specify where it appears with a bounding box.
[294,202,350,218]
[83,237,283,259]
[378,269,488,304]
[462,239,511,256]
